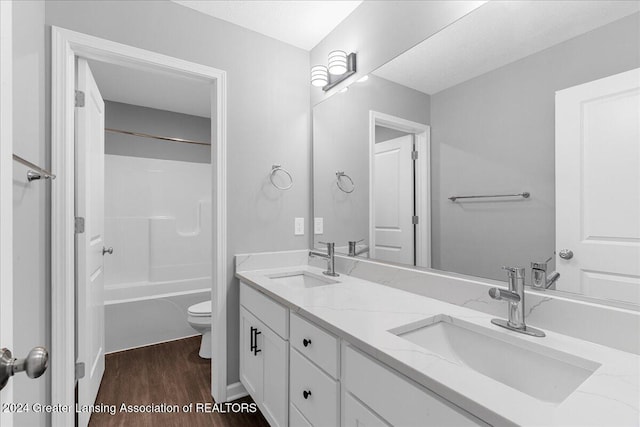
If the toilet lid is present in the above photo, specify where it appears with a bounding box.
[188,300,211,317]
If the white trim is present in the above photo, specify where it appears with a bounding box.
[226,382,248,401]
[368,111,431,268]
[51,27,228,426]
[0,1,13,424]
[414,133,431,268]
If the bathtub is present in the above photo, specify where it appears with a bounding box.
[104,277,211,353]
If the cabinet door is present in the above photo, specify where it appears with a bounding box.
[343,392,389,427]
[261,325,289,427]
[240,307,263,403]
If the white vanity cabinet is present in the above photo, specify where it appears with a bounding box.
[289,313,340,427]
[239,281,486,427]
[342,345,487,427]
[240,283,289,427]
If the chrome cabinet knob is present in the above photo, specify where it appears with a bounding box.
[102,247,113,255]
[559,249,573,260]
[0,346,49,391]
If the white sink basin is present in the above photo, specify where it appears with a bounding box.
[268,271,339,289]
[389,315,600,404]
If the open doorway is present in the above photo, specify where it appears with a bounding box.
[73,56,216,426]
[51,27,229,427]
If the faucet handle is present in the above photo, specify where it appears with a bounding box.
[502,266,525,277]
[531,256,553,270]
[318,241,335,250]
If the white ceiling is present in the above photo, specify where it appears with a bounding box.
[88,60,211,118]
[374,1,640,95]
[172,0,363,50]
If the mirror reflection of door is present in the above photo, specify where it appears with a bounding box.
[373,133,415,265]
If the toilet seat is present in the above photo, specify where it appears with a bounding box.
[188,300,211,317]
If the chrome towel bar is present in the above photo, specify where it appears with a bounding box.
[13,154,56,182]
[449,192,530,202]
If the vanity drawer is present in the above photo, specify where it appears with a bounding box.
[290,348,339,427]
[240,281,288,339]
[343,345,485,427]
[290,312,339,378]
[289,403,312,427]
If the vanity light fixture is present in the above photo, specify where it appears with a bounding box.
[310,51,357,92]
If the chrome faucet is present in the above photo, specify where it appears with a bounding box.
[309,242,339,277]
[489,266,545,337]
[348,239,368,257]
[531,258,560,290]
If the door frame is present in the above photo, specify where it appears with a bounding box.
[51,26,228,426]
[0,1,13,424]
[368,111,431,268]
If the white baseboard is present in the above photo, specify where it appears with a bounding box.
[226,382,248,401]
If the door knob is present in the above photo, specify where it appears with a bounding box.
[0,346,49,391]
[559,249,573,260]
[102,247,113,255]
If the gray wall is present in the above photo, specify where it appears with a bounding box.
[310,1,485,105]
[430,13,640,281]
[12,1,49,426]
[104,101,212,163]
[375,126,410,144]
[45,0,310,388]
[313,75,429,249]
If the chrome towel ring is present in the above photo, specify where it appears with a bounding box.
[336,171,355,193]
[270,165,293,190]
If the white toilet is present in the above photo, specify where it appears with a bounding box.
[187,300,212,359]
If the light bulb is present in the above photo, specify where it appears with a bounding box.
[310,65,328,87]
[328,50,348,75]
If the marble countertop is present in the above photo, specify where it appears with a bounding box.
[236,264,640,426]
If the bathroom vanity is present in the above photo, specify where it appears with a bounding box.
[236,261,640,427]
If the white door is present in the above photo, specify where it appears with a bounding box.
[0,1,14,425]
[75,58,106,427]
[556,68,640,305]
[372,135,415,265]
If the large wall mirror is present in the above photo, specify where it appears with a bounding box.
[312,1,640,308]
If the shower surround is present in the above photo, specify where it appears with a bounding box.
[103,154,212,352]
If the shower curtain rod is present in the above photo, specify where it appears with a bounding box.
[105,127,210,146]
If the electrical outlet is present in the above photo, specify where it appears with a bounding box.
[294,217,304,236]
[314,217,323,235]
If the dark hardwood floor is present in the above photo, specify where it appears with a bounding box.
[89,336,270,427]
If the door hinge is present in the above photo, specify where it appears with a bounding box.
[411,151,418,160]
[412,215,419,225]
[75,362,85,380]
[75,217,85,234]
[75,90,85,107]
